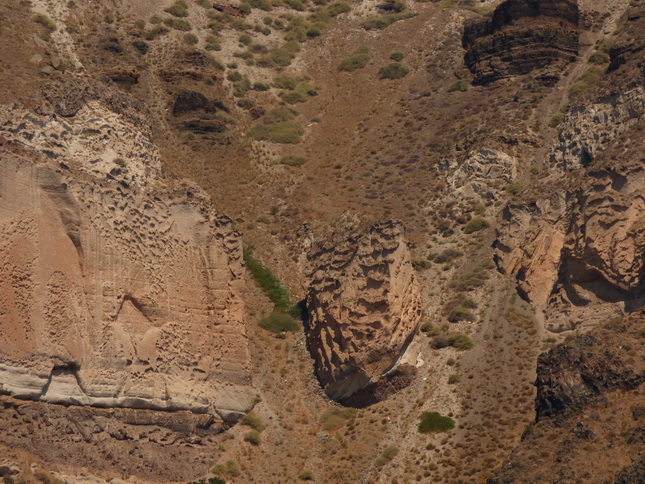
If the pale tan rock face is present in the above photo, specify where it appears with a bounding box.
[305,219,421,401]
[0,97,254,422]
[495,88,645,332]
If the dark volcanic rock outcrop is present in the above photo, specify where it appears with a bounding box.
[535,328,644,420]
[305,219,421,402]
[488,311,645,483]
[463,0,579,85]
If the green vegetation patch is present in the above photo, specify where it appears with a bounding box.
[506,181,524,195]
[378,62,409,80]
[243,245,293,311]
[164,17,192,31]
[321,407,358,431]
[374,445,399,467]
[447,79,469,92]
[244,429,261,445]
[547,112,564,128]
[259,311,300,332]
[212,460,240,477]
[241,411,267,431]
[281,81,319,103]
[338,49,371,71]
[463,216,489,234]
[164,0,189,17]
[33,13,57,31]
[418,411,455,433]
[249,107,304,143]
[390,51,404,61]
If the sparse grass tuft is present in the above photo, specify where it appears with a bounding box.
[338,48,370,71]
[506,181,524,195]
[164,18,192,31]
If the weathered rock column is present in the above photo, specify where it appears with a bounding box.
[305,220,421,401]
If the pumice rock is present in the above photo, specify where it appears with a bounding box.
[305,219,421,402]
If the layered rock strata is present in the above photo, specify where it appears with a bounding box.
[305,219,421,401]
[463,0,579,85]
[0,82,255,423]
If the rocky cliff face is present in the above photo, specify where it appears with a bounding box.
[494,33,645,331]
[489,311,645,483]
[305,219,421,402]
[0,80,255,423]
[463,0,579,85]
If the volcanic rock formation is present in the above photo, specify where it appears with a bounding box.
[489,311,645,483]
[0,83,255,423]
[305,219,421,402]
[463,0,580,85]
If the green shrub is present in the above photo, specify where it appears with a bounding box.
[286,0,306,10]
[239,33,252,45]
[252,81,271,91]
[150,15,163,24]
[183,33,198,45]
[411,258,431,270]
[448,333,474,350]
[244,429,261,445]
[321,407,357,430]
[196,0,212,7]
[588,51,610,64]
[259,312,300,332]
[569,67,604,98]
[164,0,189,17]
[241,411,267,431]
[420,322,440,336]
[374,445,399,467]
[326,2,351,17]
[280,155,307,166]
[164,18,191,31]
[447,80,469,92]
[390,51,404,61]
[338,52,370,71]
[597,37,613,53]
[212,460,240,477]
[274,73,300,89]
[144,25,169,40]
[506,181,524,195]
[547,112,564,128]
[281,81,319,103]
[463,217,489,234]
[447,307,476,323]
[448,373,461,384]
[378,62,409,80]
[33,14,57,31]
[298,469,314,480]
[432,248,463,264]
[418,412,455,433]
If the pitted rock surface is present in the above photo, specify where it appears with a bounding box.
[0,85,254,423]
[305,219,421,401]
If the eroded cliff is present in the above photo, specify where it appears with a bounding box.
[0,80,255,423]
